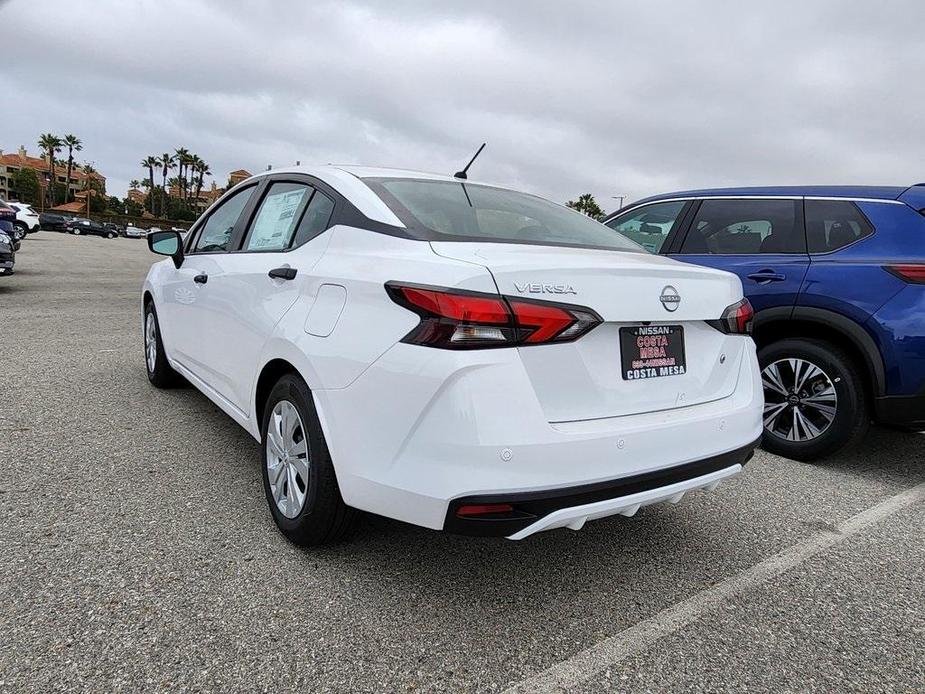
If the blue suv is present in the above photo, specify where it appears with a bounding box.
[603,185,925,461]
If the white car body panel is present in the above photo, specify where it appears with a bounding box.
[143,165,763,538]
[9,203,40,231]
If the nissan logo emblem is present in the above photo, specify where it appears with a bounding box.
[660,285,681,312]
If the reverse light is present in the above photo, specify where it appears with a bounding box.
[710,298,754,335]
[884,264,925,284]
[385,282,603,349]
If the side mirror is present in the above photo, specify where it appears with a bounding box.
[148,230,184,269]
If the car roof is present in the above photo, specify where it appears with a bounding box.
[630,185,911,208]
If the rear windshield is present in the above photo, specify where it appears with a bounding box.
[364,178,643,252]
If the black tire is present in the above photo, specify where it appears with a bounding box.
[143,301,182,388]
[261,374,358,546]
[13,221,28,235]
[107,232,116,239]
[72,228,81,235]
[758,338,869,461]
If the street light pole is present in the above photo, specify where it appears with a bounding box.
[611,194,626,210]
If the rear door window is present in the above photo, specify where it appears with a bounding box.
[243,182,312,251]
[604,201,687,253]
[680,199,804,254]
[804,200,873,253]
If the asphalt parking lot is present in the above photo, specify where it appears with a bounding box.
[1,231,923,693]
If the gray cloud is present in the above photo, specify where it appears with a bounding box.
[3,0,924,211]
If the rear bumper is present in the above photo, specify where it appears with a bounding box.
[874,391,925,428]
[318,339,763,534]
[444,438,758,538]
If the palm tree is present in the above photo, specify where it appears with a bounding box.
[141,156,158,214]
[193,160,210,211]
[62,134,82,203]
[130,179,140,189]
[38,133,63,207]
[159,152,175,219]
[174,147,190,204]
[81,163,98,191]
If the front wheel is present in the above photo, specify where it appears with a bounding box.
[143,302,181,388]
[107,232,116,239]
[261,374,358,546]
[759,338,869,461]
[72,228,81,235]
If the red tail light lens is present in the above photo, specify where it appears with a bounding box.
[710,298,754,335]
[884,264,925,284]
[386,283,602,349]
[455,503,514,518]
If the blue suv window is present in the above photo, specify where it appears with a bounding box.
[805,200,873,253]
[680,199,804,254]
[604,200,687,253]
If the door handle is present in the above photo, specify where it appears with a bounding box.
[193,273,208,284]
[747,270,786,284]
[268,267,298,280]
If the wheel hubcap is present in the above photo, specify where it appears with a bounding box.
[144,313,157,372]
[762,358,837,442]
[266,400,310,519]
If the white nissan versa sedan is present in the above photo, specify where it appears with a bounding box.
[142,166,763,545]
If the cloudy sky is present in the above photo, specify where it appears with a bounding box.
[3,0,925,211]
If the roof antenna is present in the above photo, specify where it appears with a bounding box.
[454,143,486,180]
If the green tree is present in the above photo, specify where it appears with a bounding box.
[193,159,210,211]
[141,156,159,214]
[37,133,63,206]
[62,134,82,203]
[174,147,191,205]
[10,168,40,204]
[565,193,606,220]
[159,152,175,219]
[123,197,144,216]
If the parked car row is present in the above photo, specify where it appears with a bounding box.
[0,200,22,275]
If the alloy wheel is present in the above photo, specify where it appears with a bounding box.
[266,400,310,519]
[145,312,157,373]
[762,358,837,442]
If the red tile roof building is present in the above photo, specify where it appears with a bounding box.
[0,145,106,208]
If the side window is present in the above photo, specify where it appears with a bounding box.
[680,199,803,254]
[292,189,335,247]
[805,200,873,253]
[605,201,686,253]
[243,182,312,251]
[192,186,254,253]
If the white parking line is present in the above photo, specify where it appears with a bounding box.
[503,481,925,693]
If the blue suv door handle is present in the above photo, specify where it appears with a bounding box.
[747,269,786,284]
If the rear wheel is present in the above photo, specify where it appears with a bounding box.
[261,374,358,546]
[143,301,181,388]
[106,231,116,239]
[13,221,27,235]
[72,228,81,235]
[759,338,868,461]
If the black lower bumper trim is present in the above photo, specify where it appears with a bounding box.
[874,392,925,428]
[443,437,760,537]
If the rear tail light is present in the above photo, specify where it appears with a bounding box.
[884,264,925,284]
[386,282,602,349]
[709,297,754,335]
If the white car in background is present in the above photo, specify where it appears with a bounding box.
[7,203,41,234]
[142,166,762,546]
[124,225,147,238]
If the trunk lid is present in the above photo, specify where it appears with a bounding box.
[431,242,748,422]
